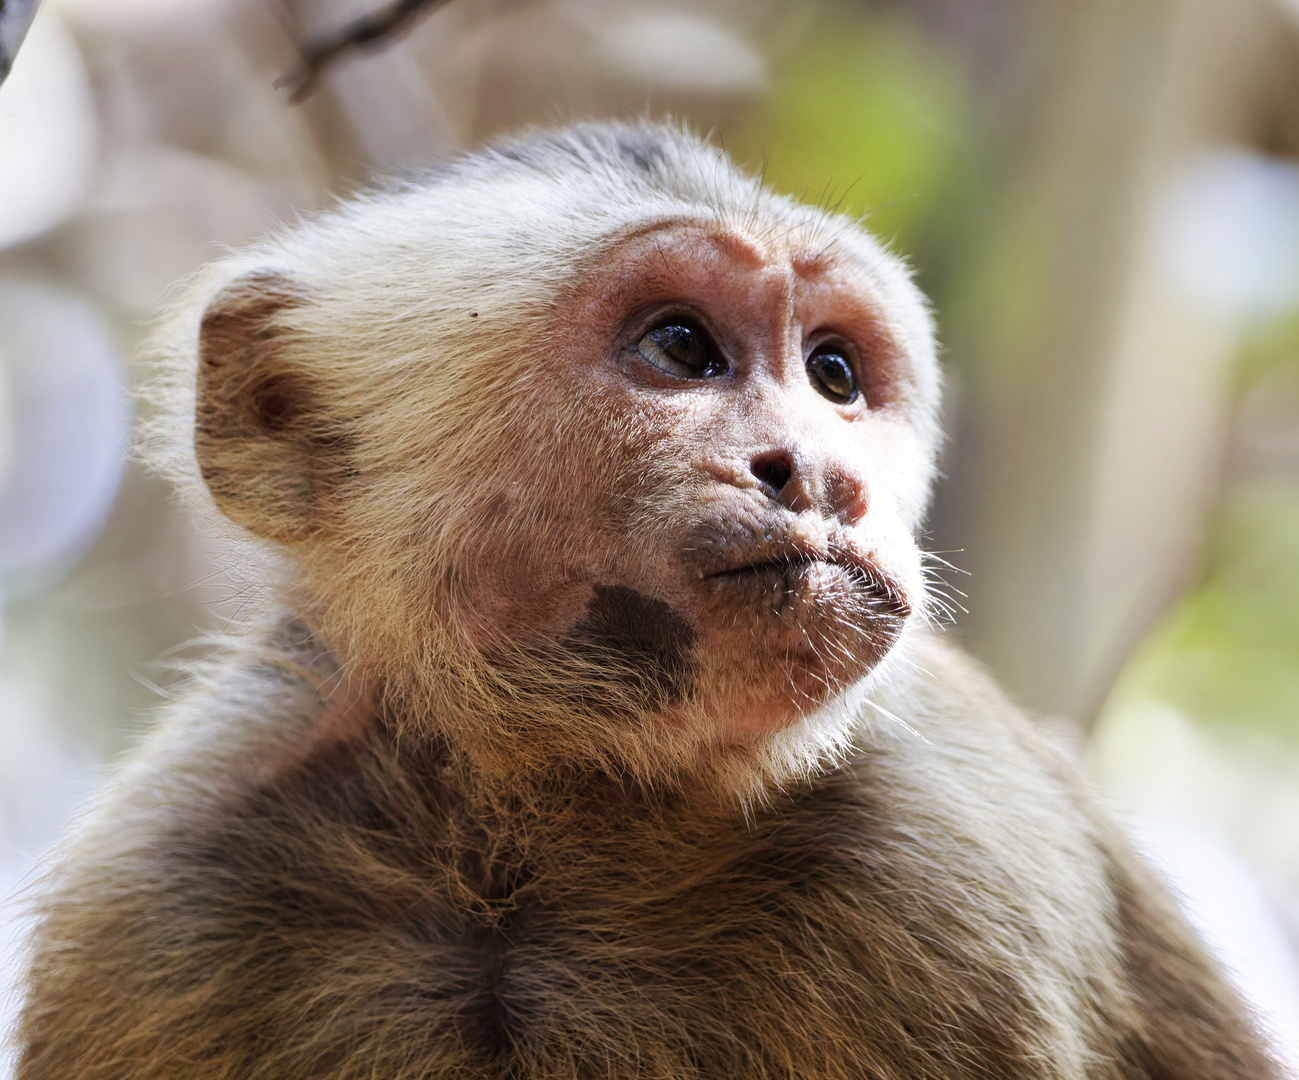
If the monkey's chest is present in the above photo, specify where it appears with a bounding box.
[231,826,1039,1080]
[198,756,1048,1078]
[314,844,1039,1080]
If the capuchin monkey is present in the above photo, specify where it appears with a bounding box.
[12,122,1282,1080]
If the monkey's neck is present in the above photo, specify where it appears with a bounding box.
[256,607,846,817]
[242,612,670,814]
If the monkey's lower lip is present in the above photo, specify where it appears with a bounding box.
[707,556,825,580]
[705,556,911,618]
[707,559,835,599]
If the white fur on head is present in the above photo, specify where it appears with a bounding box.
[142,121,940,521]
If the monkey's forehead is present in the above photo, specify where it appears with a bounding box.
[580,214,904,292]
[262,121,911,297]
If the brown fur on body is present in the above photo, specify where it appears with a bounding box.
[16,624,1274,1079]
[13,122,1281,1079]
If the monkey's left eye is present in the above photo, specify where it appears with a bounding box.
[806,342,860,405]
[635,319,727,379]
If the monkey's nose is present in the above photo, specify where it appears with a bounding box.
[749,449,794,496]
[748,449,869,525]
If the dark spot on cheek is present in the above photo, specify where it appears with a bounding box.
[562,586,697,709]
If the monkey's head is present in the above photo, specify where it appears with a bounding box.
[153,122,942,793]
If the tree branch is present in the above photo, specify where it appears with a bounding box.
[0,0,43,86]
[278,0,454,103]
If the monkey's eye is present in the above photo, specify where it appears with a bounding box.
[635,319,727,379]
[806,341,860,405]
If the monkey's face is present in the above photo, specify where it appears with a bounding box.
[451,220,936,743]
[185,130,941,777]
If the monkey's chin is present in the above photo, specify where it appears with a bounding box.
[697,643,911,801]
[705,655,878,741]
[710,689,818,740]
[700,647,907,747]
[693,556,909,738]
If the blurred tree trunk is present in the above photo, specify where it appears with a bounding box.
[934,0,1297,724]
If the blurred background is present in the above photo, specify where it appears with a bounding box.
[1,0,1298,1069]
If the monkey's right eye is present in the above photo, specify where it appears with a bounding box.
[635,319,727,379]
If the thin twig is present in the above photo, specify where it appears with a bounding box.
[277,0,454,103]
[0,0,43,86]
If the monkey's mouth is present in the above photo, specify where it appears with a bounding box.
[687,528,912,690]
[704,549,911,621]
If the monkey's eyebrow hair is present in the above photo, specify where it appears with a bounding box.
[649,236,680,280]
[589,218,697,287]
[793,249,835,278]
[604,219,772,279]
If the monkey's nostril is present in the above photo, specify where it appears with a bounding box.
[750,450,794,494]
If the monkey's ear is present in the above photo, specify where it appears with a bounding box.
[195,272,340,543]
